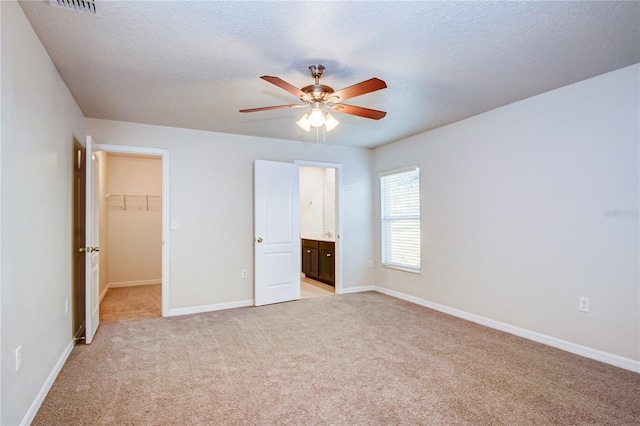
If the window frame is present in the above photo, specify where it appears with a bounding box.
[380,165,421,274]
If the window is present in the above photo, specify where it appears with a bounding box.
[380,165,421,273]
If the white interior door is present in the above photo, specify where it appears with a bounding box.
[254,160,300,306]
[85,136,100,343]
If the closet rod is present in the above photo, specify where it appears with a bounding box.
[106,194,161,211]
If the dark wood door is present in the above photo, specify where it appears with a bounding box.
[73,139,86,341]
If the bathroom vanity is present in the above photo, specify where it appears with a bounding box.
[301,239,335,286]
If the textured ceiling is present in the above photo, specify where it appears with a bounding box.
[19,1,640,148]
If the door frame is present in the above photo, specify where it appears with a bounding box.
[73,139,87,340]
[94,143,170,316]
[294,160,343,294]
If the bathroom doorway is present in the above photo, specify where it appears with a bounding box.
[297,161,341,298]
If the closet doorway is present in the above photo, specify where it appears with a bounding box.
[296,161,342,298]
[96,151,164,322]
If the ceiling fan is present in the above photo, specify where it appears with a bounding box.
[239,65,387,132]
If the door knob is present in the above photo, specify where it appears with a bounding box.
[326,253,332,257]
[79,247,100,253]
[256,237,263,243]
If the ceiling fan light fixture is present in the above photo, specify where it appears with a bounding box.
[324,113,339,132]
[308,108,325,128]
[296,113,311,131]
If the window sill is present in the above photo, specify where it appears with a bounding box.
[382,264,421,274]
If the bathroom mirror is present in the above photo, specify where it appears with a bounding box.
[323,182,336,237]
[300,166,336,241]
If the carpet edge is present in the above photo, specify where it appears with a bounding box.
[165,299,254,317]
[373,286,640,373]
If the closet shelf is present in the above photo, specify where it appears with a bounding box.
[106,194,161,211]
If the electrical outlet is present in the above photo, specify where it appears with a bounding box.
[15,346,22,372]
[241,269,248,279]
[579,297,590,313]
[65,298,70,314]
[368,260,374,268]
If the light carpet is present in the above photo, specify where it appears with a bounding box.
[33,292,640,425]
[100,284,162,323]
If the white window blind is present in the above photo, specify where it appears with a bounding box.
[380,166,420,272]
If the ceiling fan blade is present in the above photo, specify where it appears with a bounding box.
[239,104,307,113]
[328,78,387,102]
[261,76,308,99]
[330,104,387,120]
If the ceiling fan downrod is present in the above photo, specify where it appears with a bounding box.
[309,65,325,84]
[302,65,333,102]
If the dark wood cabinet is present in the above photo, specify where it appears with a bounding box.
[301,239,334,286]
[302,239,319,279]
[319,242,335,284]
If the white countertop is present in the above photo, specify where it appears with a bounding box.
[301,232,335,242]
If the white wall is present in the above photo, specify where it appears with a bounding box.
[373,64,640,363]
[86,119,376,311]
[106,154,162,287]
[1,1,86,424]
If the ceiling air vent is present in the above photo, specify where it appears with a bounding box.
[50,0,99,16]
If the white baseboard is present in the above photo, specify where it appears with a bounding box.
[108,279,161,288]
[100,279,161,303]
[340,285,375,294]
[373,286,640,373]
[98,284,109,303]
[21,340,74,426]
[166,299,254,317]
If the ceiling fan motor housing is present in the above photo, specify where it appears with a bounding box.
[301,84,334,102]
[300,65,334,102]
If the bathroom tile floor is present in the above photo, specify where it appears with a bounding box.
[300,277,335,298]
